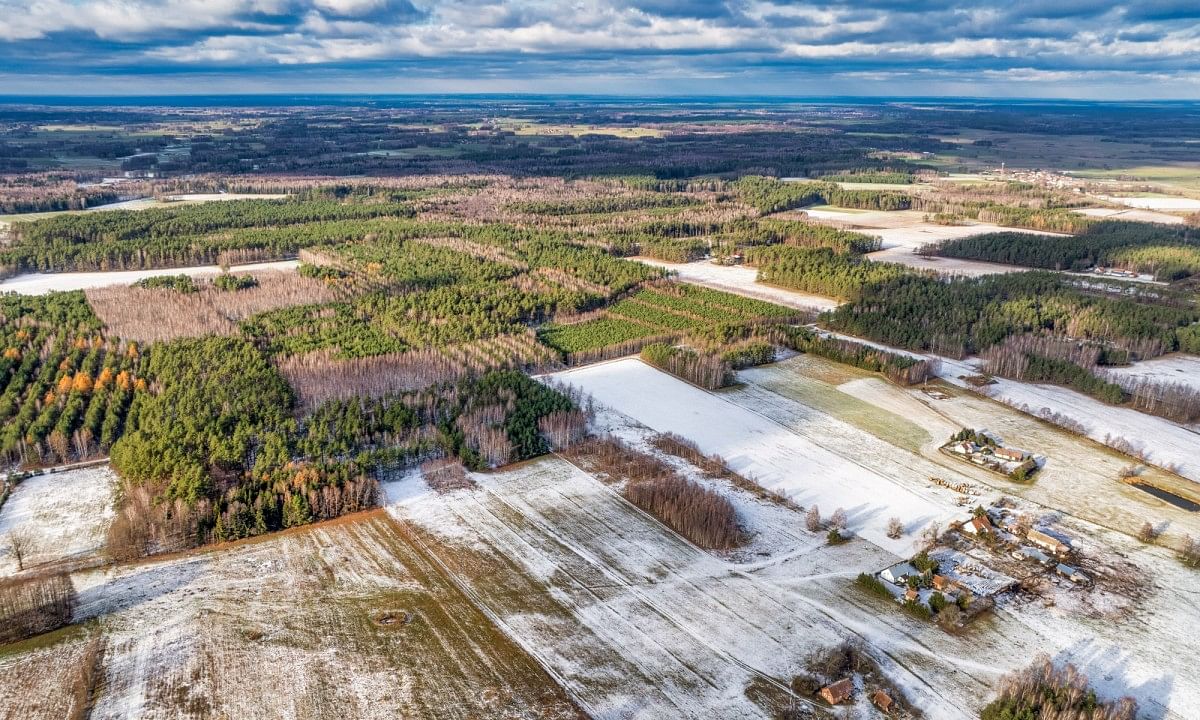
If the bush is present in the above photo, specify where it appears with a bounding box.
[212,273,258,291]
[132,274,196,293]
[640,343,732,390]
[855,572,893,600]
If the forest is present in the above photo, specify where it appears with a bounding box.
[1,197,416,273]
[745,245,913,301]
[822,271,1199,360]
[0,292,144,466]
[108,333,581,551]
[732,176,912,214]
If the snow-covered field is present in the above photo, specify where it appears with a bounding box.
[0,514,581,720]
[552,358,961,554]
[818,329,1200,485]
[386,451,1198,719]
[1104,354,1200,394]
[793,207,1065,275]
[0,465,116,576]
[386,460,987,720]
[1102,195,1200,211]
[0,260,299,295]
[937,357,1200,483]
[1075,206,1187,225]
[633,258,840,311]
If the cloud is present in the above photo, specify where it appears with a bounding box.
[0,1,1197,97]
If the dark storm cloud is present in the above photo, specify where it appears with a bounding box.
[0,1,1196,96]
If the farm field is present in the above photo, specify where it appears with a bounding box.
[0,465,116,576]
[386,458,988,720]
[552,357,963,554]
[0,260,299,295]
[1104,354,1200,394]
[1101,195,1200,211]
[0,513,583,720]
[794,207,1063,275]
[385,426,1199,720]
[633,257,840,311]
[818,330,1200,485]
[1074,207,1187,225]
[741,355,1200,545]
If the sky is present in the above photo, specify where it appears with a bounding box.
[0,1,1198,98]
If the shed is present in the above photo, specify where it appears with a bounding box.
[994,447,1028,462]
[1028,528,1070,555]
[820,678,853,705]
[871,689,895,714]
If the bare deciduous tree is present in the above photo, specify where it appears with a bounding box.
[887,517,904,540]
[830,507,848,530]
[5,529,34,571]
[805,505,822,533]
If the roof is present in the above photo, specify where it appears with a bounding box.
[1028,528,1069,551]
[820,678,853,704]
[932,574,950,590]
[969,515,994,533]
[882,562,918,580]
[871,689,894,711]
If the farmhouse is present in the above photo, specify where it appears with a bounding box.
[994,447,1028,462]
[949,441,978,455]
[1028,528,1071,556]
[820,678,853,705]
[880,562,919,585]
[959,514,995,536]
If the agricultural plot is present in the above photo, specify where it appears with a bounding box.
[1074,207,1186,225]
[552,357,962,553]
[819,330,1200,486]
[0,514,582,720]
[755,356,1200,545]
[386,452,1199,719]
[1102,195,1200,211]
[539,284,797,356]
[634,258,840,311]
[796,207,1064,275]
[0,260,299,295]
[386,459,988,720]
[1104,354,1200,394]
[0,465,116,576]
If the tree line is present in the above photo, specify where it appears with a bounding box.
[926,220,1199,280]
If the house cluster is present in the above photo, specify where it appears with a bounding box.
[955,507,1092,587]
[942,430,1038,480]
[817,678,896,714]
[874,548,1010,611]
